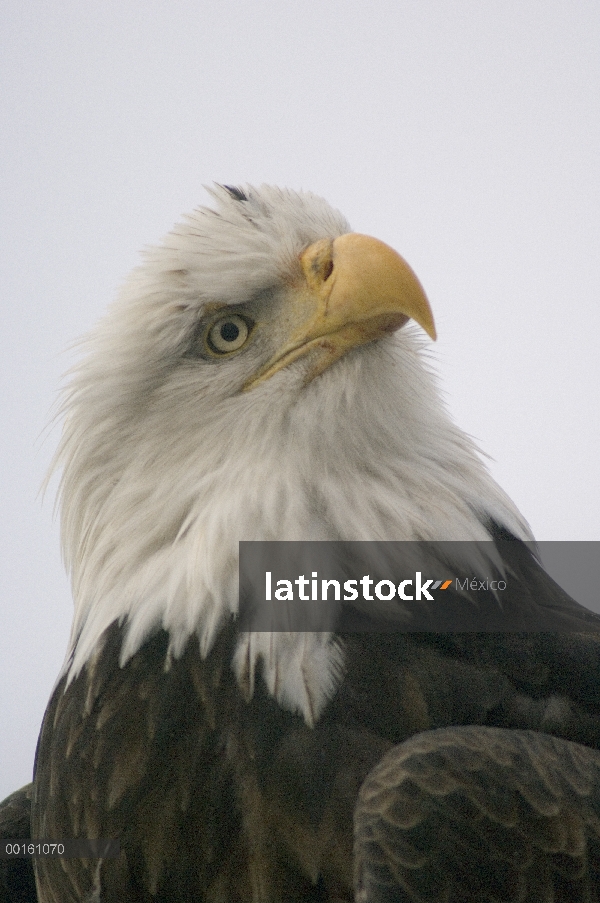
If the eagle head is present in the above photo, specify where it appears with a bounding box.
[53,185,530,723]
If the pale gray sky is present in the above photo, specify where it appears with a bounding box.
[1,1,599,801]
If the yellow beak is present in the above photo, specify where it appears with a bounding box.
[243,232,436,391]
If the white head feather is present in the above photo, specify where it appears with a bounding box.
[52,185,532,724]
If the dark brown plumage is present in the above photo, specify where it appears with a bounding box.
[27,617,600,902]
[0,785,36,903]
[355,727,600,903]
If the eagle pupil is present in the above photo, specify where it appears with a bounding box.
[221,322,240,343]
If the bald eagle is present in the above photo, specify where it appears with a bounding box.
[3,186,600,902]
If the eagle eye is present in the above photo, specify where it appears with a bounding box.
[206,314,252,355]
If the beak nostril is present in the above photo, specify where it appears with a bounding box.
[323,259,334,282]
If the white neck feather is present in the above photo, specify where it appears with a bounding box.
[55,327,530,723]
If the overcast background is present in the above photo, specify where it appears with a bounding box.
[1,1,599,802]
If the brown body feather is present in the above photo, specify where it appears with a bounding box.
[355,727,600,903]
[0,784,36,903]
[27,605,600,902]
